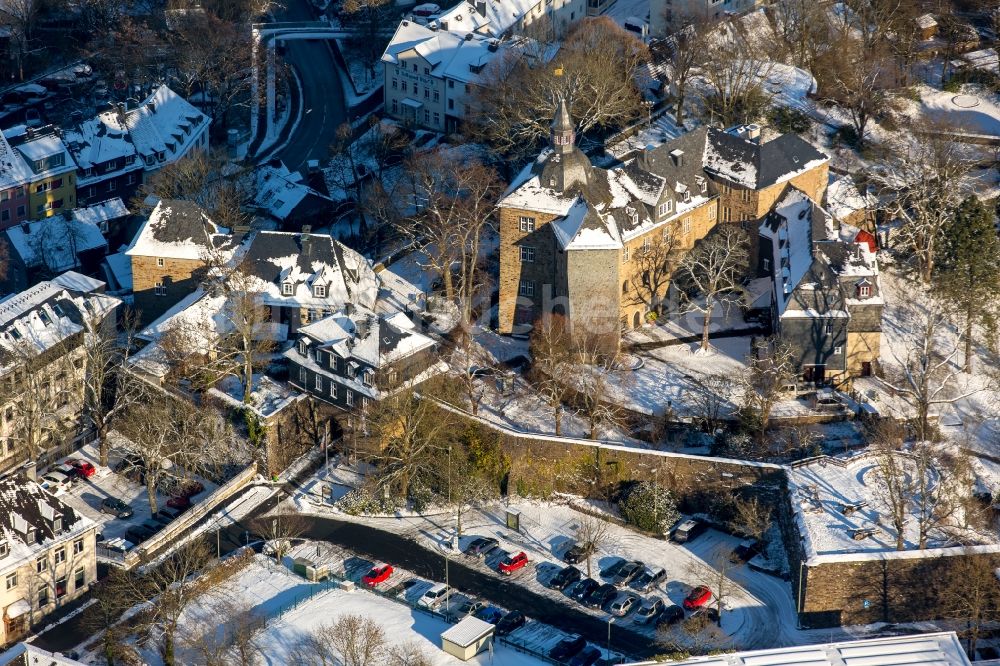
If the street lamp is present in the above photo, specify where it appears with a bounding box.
[607,616,614,659]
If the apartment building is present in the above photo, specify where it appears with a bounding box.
[0,476,98,646]
[5,127,77,221]
[63,115,143,207]
[0,133,31,231]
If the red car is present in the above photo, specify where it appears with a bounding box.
[68,459,96,478]
[166,495,192,510]
[362,564,393,586]
[683,585,712,610]
[498,551,529,575]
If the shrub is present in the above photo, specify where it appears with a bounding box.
[767,106,811,134]
[618,481,679,533]
[337,486,401,515]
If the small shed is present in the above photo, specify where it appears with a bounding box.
[440,616,494,661]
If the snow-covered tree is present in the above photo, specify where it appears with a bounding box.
[618,481,680,534]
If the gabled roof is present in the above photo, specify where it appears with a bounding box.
[63,117,139,172]
[6,213,109,272]
[703,127,828,189]
[300,310,436,368]
[0,130,34,190]
[125,199,233,261]
[99,85,208,169]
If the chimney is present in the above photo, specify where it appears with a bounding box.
[669,148,684,167]
[465,32,474,40]
[302,224,312,235]
[745,123,761,143]
[640,143,655,169]
[475,0,486,15]
[25,127,34,140]
[440,19,448,30]
[22,460,36,481]
[147,101,156,114]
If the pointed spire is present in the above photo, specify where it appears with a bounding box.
[550,95,575,155]
[552,95,573,132]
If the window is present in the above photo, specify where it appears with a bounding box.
[449,99,454,110]
[362,397,370,410]
[363,370,374,387]
[682,218,691,236]
[16,205,24,217]
[330,382,338,399]
[448,80,454,88]
[518,280,535,297]
[108,180,116,192]
[424,89,429,99]
[1,210,8,223]
[298,340,307,355]
[392,79,397,89]
[154,282,166,296]
[424,66,429,75]
[54,547,65,565]
[314,374,322,391]
[424,110,430,122]
[709,206,717,220]
[433,112,440,126]
[73,538,83,555]
[74,567,85,590]
[622,281,629,294]
[37,557,47,573]
[401,81,407,92]
[762,258,770,271]
[157,257,164,267]
[520,246,535,263]
[518,216,535,232]
[299,366,306,383]
[392,100,398,113]
[433,91,439,102]
[412,63,417,72]
[313,284,326,298]
[824,321,833,335]
[623,246,629,262]
[5,573,15,590]
[38,586,48,607]
[642,238,651,253]
[858,284,871,298]
[657,201,672,217]
[55,576,66,598]
[722,207,731,222]
[0,540,7,558]
[834,346,843,355]
[346,390,354,407]
[282,282,293,295]
[307,309,318,322]
[741,189,751,202]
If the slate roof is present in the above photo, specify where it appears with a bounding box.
[703,127,828,189]
[125,200,234,261]
[0,130,34,190]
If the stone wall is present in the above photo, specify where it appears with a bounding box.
[497,205,563,334]
[131,254,207,325]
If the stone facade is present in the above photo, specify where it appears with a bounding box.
[497,206,564,332]
[131,255,207,325]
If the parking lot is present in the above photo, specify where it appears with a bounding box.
[44,443,216,557]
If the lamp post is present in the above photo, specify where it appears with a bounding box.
[607,617,614,659]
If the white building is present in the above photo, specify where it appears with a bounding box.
[99,85,210,173]
[649,0,761,37]
[381,0,570,132]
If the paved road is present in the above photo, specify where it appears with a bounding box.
[266,0,348,173]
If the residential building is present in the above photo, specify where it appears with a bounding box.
[0,132,32,230]
[0,273,120,473]
[63,116,143,207]
[285,310,445,413]
[496,102,829,341]
[758,188,882,386]
[381,15,558,132]
[0,477,98,647]
[0,642,84,664]
[253,160,335,230]
[2,201,120,292]
[238,230,380,335]
[434,0,584,38]
[8,128,77,221]
[124,199,236,325]
[98,85,210,174]
[650,0,761,36]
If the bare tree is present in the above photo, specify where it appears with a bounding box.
[250,513,308,564]
[471,17,648,162]
[655,18,709,128]
[574,514,612,578]
[675,226,750,352]
[943,549,1000,659]
[291,615,387,666]
[626,231,680,315]
[870,422,911,551]
[529,314,576,435]
[911,442,963,550]
[873,128,972,284]
[685,555,736,627]
[386,642,433,666]
[881,304,987,443]
[733,496,772,544]
[739,337,796,446]
[0,0,38,79]
[688,373,735,433]
[699,34,774,126]
[573,339,627,440]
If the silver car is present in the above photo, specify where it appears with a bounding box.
[609,593,639,617]
[635,596,664,624]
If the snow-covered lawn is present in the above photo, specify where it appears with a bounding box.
[914,85,1000,137]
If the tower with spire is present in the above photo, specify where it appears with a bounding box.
[540,96,593,194]
[550,96,575,154]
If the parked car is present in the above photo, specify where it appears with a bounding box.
[100,497,133,519]
[569,578,599,602]
[24,108,41,127]
[444,598,485,622]
[549,635,586,662]
[690,606,720,623]
[495,610,526,636]
[656,604,685,628]
[40,471,71,494]
[550,565,582,590]
[584,583,618,609]
[609,593,639,617]
[610,560,644,587]
[632,566,667,592]
[672,519,706,543]
[151,513,172,527]
[124,525,155,544]
[683,585,713,610]
[498,551,529,575]
[563,541,593,564]
[99,537,134,555]
[474,605,505,624]
[52,463,81,483]
[362,564,393,586]
[465,536,499,558]
[156,507,183,521]
[730,540,764,563]
[599,558,627,579]
[114,454,145,481]
[67,459,96,478]
[568,646,602,666]
[167,495,192,510]
[141,520,164,534]
[417,583,451,609]
[635,596,664,624]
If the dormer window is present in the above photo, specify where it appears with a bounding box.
[0,540,7,558]
[857,283,872,299]
[658,201,672,217]
[363,370,374,386]
[298,340,307,356]
[313,284,326,298]
[282,282,293,296]
[38,310,51,326]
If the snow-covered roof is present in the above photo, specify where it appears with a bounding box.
[760,188,820,316]
[63,117,139,174]
[670,632,970,666]
[702,127,828,190]
[254,161,332,221]
[103,251,133,292]
[825,175,875,222]
[72,198,129,227]
[0,643,85,666]
[436,0,538,38]
[98,85,208,169]
[240,231,379,312]
[298,310,436,368]
[915,13,937,29]
[5,213,108,272]
[11,132,76,179]
[0,130,34,190]
[125,199,233,261]
[441,615,494,647]
[550,198,623,250]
